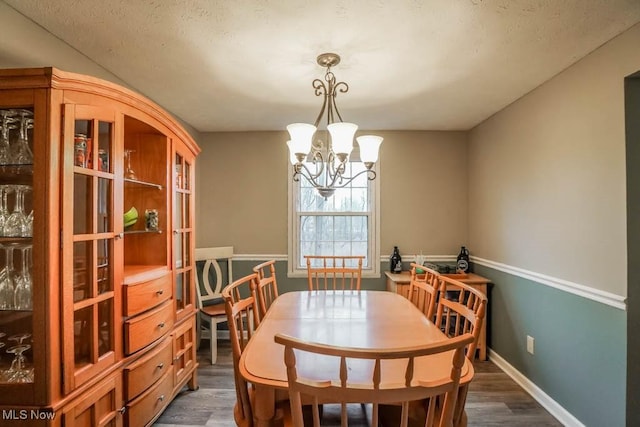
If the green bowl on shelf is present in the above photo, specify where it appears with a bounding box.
[124,207,138,228]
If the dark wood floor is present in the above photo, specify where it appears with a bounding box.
[154,340,562,426]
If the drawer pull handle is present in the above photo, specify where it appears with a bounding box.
[158,322,165,328]
[156,289,164,295]
[158,394,165,402]
[119,406,126,414]
[157,362,164,369]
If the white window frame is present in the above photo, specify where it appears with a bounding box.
[287,159,381,278]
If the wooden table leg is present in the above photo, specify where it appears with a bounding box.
[252,384,276,427]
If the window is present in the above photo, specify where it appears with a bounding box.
[288,160,380,277]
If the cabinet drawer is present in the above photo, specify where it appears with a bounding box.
[124,337,173,401]
[124,301,174,355]
[123,272,172,317]
[125,370,173,427]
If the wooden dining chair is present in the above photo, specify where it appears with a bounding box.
[195,246,233,364]
[252,259,279,320]
[222,273,261,427]
[304,255,364,291]
[434,276,488,427]
[408,263,441,321]
[274,332,475,427]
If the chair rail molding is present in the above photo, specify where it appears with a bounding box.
[471,256,626,310]
[232,253,288,262]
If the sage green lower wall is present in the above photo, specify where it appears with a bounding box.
[472,264,626,427]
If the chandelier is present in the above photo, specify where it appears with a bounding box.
[286,53,383,198]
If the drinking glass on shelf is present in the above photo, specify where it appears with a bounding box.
[5,344,33,383]
[4,185,31,237]
[13,110,34,165]
[0,255,13,310]
[0,110,17,165]
[24,210,33,238]
[0,185,12,237]
[13,244,32,310]
[8,332,30,346]
[124,149,137,180]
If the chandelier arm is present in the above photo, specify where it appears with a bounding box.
[312,79,329,128]
[322,169,377,190]
[332,82,349,123]
[293,162,327,188]
[324,155,346,190]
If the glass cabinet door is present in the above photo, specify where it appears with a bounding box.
[61,104,122,394]
[0,105,35,387]
[173,147,194,320]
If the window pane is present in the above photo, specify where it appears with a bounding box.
[98,121,112,173]
[97,178,111,233]
[97,239,111,294]
[300,216,316,241]
[98,298,113,357]
[74,306,92,368]
[318,216,332,241]
[351,188,367,212]
[74,174,92,234]
[334,216,349,241]
[73,241,91,302]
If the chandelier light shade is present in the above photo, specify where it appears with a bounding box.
[287,53,382,198]
[356,135,383,165]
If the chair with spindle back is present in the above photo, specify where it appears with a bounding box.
[252,259,279,320]
[275,332,475,427]
[304,255,364,291]
[408,263,441,321]
[434,275,488,427]
[222,273,261,427]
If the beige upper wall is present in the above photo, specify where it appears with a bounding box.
[0,2,201,139]
[195,130,468,259]
[468,23,640,296]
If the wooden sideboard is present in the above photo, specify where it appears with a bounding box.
[385,270,490,360]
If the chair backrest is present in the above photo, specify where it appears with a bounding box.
[275,333,474,427]
[434,277,487,427]
[408,263,440,320]
[194,246,233,309]
[434,276,487,363]
[304,255,364,291]
[410,263,440,287]
[252,259,279,320]
[222,273,260,426]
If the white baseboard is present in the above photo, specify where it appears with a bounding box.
[488,349,585,427]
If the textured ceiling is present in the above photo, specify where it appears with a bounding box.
[2,0,640,133]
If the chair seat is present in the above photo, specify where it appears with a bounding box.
[201,302,226,317]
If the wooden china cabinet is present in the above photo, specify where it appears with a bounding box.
[0,67,200,426]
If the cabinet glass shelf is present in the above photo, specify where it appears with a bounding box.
[123,229,162,235]
[124,177,162,190]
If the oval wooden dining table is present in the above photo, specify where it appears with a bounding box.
[238,290,475,427]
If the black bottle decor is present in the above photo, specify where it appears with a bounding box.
[456,246,470,273]
[390,246,402,273]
